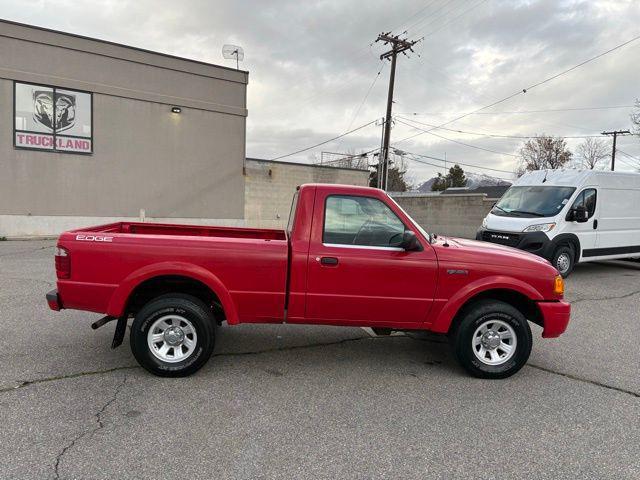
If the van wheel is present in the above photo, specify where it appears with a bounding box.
[552,245,574,278]
[130,294,215,377]
[450,300,532,379]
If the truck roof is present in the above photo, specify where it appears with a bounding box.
[299,183,383,195]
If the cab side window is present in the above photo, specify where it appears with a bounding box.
[323,195,406,247]
[569,189,597,218]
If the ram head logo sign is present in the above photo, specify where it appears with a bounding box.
[33,90,76,132]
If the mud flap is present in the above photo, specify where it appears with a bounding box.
[111,316,128,349]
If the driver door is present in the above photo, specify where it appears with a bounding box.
[565,188,598,252]
[305,192,437,325]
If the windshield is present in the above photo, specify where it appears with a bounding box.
[494,186,576,218]
[386,194,432,242]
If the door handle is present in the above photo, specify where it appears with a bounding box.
[319,256,339,266]
[593,219,598,230]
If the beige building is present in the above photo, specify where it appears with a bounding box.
[244,158,370,229]
[0,19,248,237]
[0,20,371,238]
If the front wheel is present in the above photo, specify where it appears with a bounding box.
[552,245,575,278]
[450,300,532,379]
[130,294,215,377]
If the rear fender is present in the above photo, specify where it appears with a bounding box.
[106,262,239,324]
[430,275,544,333]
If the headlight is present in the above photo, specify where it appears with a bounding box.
[481,217,487,228]
[523,223,556,233]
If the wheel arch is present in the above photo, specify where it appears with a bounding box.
[106,262,239,324]
[430,277,544,334]
[550,233,581,262]
[447,288,544,334]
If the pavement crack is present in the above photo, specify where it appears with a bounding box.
[527,364,640,399]
[570,289,640,305]
[1,335,419,395]
[0,365,138,394]
[53,374,128,479]
[213,335,374,357]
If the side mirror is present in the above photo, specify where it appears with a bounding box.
[573,205,589,223]
[400,230,422,251]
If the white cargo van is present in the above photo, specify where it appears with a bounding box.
[476,169,640,277]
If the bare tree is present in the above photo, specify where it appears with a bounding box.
[576,137,609,169]
[632,99,640,135]
[318,150,369,170]
[517,135,572,175]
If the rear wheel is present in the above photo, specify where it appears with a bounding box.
[450,300,532,379]
[130,294,215,377]
[552,245,575,278]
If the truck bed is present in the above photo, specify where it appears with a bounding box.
[72,222,287,241]
[58,221,289,321]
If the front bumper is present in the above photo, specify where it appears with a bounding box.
[476,228,553,260]
[46,289,62,311]
[537,300,571,338]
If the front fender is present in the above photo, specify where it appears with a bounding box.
[429,275,544,333]
[106,261,239,324]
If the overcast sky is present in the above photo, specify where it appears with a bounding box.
[2,0,639,184]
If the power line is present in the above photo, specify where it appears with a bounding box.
[343,61,385,134]
[396,115,608,139]
[618,149,640,162]
[393,32,640,145]
[526,34,640,92]
[396,118,518,157]
[270,119,378,161]
[403,154,514,181]
[398,105,636,116]
[398,149,515,175]
[390,0,440,34]
[404,0,459,35]
[616,156,639,170]
[420,0,488,39]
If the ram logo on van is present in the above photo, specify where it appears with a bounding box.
[75,234,113,242]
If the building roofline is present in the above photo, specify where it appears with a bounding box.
[246,157,370,172]
[0,18,248,76]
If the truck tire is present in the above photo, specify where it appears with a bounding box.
[450,299,532,379]
[130,294,215,377]
[552,245,574,278]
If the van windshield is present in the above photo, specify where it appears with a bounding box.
[493,186,576,218]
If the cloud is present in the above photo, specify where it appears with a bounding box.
[2,0,639,180]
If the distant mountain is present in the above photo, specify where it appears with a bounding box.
[465,172,512,189]
[415,172,511,193]
[416,177,439,192]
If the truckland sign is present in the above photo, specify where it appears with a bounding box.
[14,82,92,154]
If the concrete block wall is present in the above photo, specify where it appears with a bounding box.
[244,158,369,228]
[391,192,496,239]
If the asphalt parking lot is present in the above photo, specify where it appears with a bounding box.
[0,240,639,479]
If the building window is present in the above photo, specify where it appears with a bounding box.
[14,81,93,154]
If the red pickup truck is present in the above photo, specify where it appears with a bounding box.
[47,184,570,379]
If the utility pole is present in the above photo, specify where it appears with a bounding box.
[375,32,421,190]
[602,130,630,171]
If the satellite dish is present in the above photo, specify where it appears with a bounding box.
[222,44,244,69]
